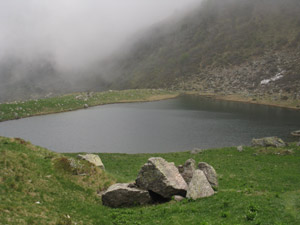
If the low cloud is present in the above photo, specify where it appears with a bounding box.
[0,0,200,72]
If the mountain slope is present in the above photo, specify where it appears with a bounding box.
[108,0,300,100]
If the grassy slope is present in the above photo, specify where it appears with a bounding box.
[0,89,178,122]
[1,137,300,224]
[0,137,115,225]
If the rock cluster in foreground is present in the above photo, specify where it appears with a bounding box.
[102,157,217,208]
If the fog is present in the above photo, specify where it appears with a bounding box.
[0,0,201,101]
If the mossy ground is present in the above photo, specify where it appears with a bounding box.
[1,136,299,224]
[0,89,178,122]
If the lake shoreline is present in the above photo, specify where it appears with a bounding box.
[0,89,179,122]
[184,91,300,111]
[1,89,299,123]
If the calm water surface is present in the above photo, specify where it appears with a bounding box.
[0,96,299,153]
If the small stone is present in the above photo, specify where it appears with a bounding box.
[84,104,89,108]
[291,130,300,137]
[237,145,243,152]
[190,148,203,154]
[297,142,300,147]
[285,150,293,155]
[173,195,185,202]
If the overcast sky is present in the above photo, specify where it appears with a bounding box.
[0,0,200,73]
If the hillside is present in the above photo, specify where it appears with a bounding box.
[0,137,115,224]
[107,0,300,102]
[1,136,300,224]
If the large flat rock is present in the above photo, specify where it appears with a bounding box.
[102,183,152,208]
[136,157,188,198]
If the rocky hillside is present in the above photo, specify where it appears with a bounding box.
[108,0,300,101]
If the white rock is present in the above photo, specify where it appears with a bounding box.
[77,154,105,169]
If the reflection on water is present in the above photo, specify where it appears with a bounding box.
[0,95,299,153]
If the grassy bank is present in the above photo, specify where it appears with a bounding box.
[1,137,299,224]
[0,89,179,122]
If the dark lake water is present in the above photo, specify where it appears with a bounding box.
[0,95,299,153]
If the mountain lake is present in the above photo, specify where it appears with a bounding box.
[0,95,299,153]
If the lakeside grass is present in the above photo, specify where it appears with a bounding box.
[1,137,299,224]
[0,89,179,122]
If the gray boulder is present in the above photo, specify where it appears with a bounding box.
[102,183,152,208]
[178,159,196,185]
[186,170,214,200]
[198,162,218,188]
[77,154,105,170]
[136,157,188,198]
[251,137,286,148]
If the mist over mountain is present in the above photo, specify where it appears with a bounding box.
[0,0,200,102]
[105,0,300,100]
[1,0,300,102]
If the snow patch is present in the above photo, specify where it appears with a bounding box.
[260,71,285,85]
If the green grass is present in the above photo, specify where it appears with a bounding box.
[0,89,178,122]
[1,137,300,224]
[0,137,115,225]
